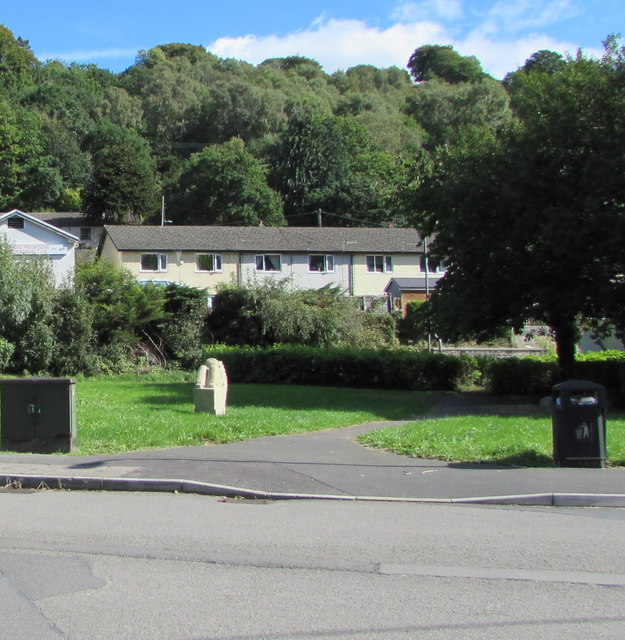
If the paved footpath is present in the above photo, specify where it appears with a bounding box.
[1,394,624,506]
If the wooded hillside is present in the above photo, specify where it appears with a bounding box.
[0,26,513,227]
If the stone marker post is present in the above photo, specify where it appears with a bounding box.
[193,358,228,415]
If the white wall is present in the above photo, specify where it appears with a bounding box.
[0,217,77,287]
[239,253,352,293]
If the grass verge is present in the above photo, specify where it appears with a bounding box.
[358,413,625,467]
[75,373,433,455]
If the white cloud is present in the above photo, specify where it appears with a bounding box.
[209,17,451,73]
[482,0,579,35]
[38,47,138,63]
[207,2,600,80]
[392,0,464,22]
[457,33,583,77]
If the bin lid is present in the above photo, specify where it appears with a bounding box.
[552,379,605,392]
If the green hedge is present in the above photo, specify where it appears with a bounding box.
[199,345,625,398]
[485,352,625,398]
[201,344,473,391]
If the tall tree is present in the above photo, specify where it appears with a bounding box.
[167,137,285,226]
[0,25,38,94]
[405,77,512,150]
[0,100,47,209]
[419,42,625,369]
[407,45,486,84]
[83,122,160,223]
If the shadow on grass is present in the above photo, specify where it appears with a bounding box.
[425,390,548,419]
[136,382,437,421]
[443,450,554,469]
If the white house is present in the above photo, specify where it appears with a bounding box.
[0,209,79,286]
[31,211,102,250]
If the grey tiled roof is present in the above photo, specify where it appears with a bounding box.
[29,212,91,227]
[103,225,424,253]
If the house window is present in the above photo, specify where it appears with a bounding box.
[255,254,281,272]
[308,254,335,273]
[420,255,445,273]
[196,254,223,272]
[366,255,392,273]
[80,227,91,241]
[7,216,24,229]
[140,253,167,272]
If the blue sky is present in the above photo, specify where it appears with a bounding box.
[3,0,623,78]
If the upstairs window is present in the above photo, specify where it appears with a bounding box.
[140,253,167,272]
[366,255,392,273]
[420,255,445,273]
[196,254,223,272]
[7,216,24,229]
[308,254,335,273]
[255,254,281,272]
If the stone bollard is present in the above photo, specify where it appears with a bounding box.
[193,358,228,415]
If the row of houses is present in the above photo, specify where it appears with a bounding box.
[0,209,444,314]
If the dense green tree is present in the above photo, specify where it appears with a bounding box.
[0,25,38,94]
[273,109,354,219]
[407,45,486,84]
[405,77,512,150]
[419,44,625,368]
[196,80,286,146]
[260,56,325,80]
[168,137,285,225]
[123,59,205,147]
[83,122,160,223]
[0,100,47,209]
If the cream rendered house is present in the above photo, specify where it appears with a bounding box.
[98,225,426,299]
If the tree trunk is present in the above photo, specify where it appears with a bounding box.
[552,318,579,375]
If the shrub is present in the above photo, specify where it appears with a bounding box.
[0,239,56,373]
[207,281,396,349]
[398,300,428,343]
[50,287,99,376]
[75,258,166,358]
[154,284,208,368]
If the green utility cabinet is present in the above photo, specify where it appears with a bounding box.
[0,378,76,453]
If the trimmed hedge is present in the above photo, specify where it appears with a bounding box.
[202,344,474,391]
[485,353,625,399]
[200,345,625,399]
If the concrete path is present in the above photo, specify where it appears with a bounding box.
[1,393,624,506]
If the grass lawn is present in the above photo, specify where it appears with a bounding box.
[359,412,625,467]
[75,373,433,454]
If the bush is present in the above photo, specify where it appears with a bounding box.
[148,284,209,368]
[50,288,99,376]
[201,344,473,391]
[398,300,428,343]
[0,239,57,373]
[207,281,396,349]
